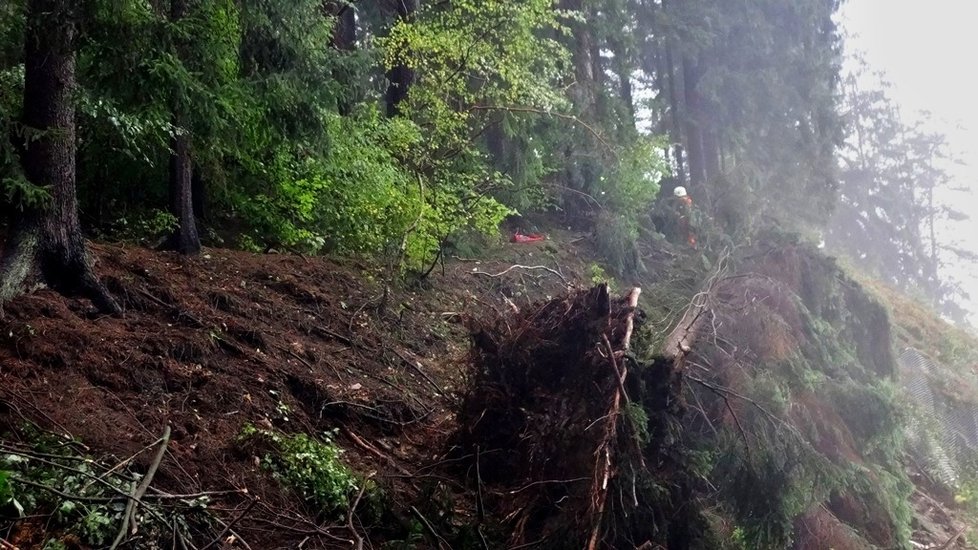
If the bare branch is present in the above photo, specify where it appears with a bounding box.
[471,264,569,284]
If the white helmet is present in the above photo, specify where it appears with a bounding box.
[673,186,688,198]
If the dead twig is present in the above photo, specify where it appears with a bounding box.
[391,348,445,395]
[136,287,203,327]
[933,526,967,550]
[145,488,246,500]
[341,426,412,476]
[504,477,590,495]
[467,105,614,153]
[471,265,569,285]
[410,505,451,550]
[346,475,373,550]
[109,425,171,550]
[200,497,258,550]
[311,325,356,347]
[687,375,805,443]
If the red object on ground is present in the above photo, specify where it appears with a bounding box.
[511,231,546,243]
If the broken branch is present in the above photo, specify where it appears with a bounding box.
[471,264,569,285]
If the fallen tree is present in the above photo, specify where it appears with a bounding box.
[456,284,703,549]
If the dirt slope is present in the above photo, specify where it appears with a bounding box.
[0,232,591,549]
[2,229,975,550]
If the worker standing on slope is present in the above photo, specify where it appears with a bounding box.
[672,186,697,248]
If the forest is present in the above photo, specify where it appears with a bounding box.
[0,0,960,309]
[1,0,978,549]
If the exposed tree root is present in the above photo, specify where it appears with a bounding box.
[456,284,693,548]
[0,225,120,314]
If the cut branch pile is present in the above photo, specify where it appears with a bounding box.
[457,284,684,549]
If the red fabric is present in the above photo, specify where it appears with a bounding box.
[511,232,546,243]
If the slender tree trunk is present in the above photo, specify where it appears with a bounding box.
[610,37,635,135]
[1,0,119,313]
[663,41,686,185]
[163,0,201,255]
[166,114,201,254]
[702,125,721,182]
[681,56,708,205]
[385,0,418,117]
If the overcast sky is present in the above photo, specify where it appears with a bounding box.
[839,0,978,322]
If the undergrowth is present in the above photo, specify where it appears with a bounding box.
[681,237,913,548]
[0,425,211,548]
[238,425,376,520]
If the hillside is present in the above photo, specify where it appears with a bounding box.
[0,230,597,549]
[0,228,976,549]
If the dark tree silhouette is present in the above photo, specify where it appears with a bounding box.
[162,0,202,255]
[0,0,119,313]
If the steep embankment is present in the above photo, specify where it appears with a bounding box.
[0,234,591,548]
[0,229,974,549]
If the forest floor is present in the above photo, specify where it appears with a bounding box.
[0,225,600,549]
[0,224,975,549]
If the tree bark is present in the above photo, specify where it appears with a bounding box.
[329,0,358,115]
[681,55,708,205]
[163,0,201,255]
[332,2,357,51]
[1,0,119,313]
[609,36,635,135]
[702,125,721,183]
[165,114,201,255]
[662,40,686,185]
[563,0,596,113]
[385,0,418,117]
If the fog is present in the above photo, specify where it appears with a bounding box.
[841,0,978,324]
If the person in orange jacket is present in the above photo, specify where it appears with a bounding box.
[672,186,697,248]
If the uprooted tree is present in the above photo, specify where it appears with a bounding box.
[456,284,705,549]
[0,0,118,313]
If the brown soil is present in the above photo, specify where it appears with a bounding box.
[0,232,592,549]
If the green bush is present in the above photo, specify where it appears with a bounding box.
[240,425,370,517]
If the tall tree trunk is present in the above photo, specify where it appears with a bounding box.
[662,41,686,185]
[332,2,356,50]
[166,114,201,254]
[163,0,201,255]
[610,37,635,135]
[0,0,119,313]
[385,0,418,117]
[589,31,607,121]
[681,56,708,205]
[192,167,206,222]
[329,1,358,115]
[563,0,595,113]
[654,0,687,185]
[702,125,721,183]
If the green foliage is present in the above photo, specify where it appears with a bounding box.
[624,401,651,446]
[240,424,369,518]
[590,138,668,274]
[1,174,50,210]
[587,262,617,290]
[0,428,210,547]
[0,469,12,505]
